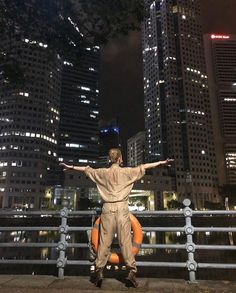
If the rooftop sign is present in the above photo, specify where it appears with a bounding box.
[211,34,230,40]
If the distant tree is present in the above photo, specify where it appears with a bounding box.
[78,198,93,210]
[0,0,147,82]
[204,200,224,210]
[78,197,101,210]
[167,200,184,210]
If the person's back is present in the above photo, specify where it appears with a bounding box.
[85,162,145,203]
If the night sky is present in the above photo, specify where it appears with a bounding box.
[99,0,236,153]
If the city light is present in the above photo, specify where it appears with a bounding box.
[211,34,230,39]
[100,127,119,134]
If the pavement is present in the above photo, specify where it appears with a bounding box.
[0,275,236,293]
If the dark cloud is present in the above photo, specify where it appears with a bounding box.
[200,0,236,33]
[99,31,144,145]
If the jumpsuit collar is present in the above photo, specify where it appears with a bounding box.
[110,163,120,168]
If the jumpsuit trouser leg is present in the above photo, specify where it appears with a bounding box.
[95,208,116,269]
[95,202,137,273]
[116,206,137,273]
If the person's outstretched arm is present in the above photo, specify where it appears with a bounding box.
[59,163,87,172]
[142,159,174,170]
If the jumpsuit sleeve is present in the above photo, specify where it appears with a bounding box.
[84,166,99,183]
[128,165,145,183]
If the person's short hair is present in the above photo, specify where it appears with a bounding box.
[108,148,122,163]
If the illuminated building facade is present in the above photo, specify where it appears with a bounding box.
[0,38,62,208]
[142,0,219,208]
[204,34,236,185]
[58,47,100,166]
[127,131,146,166]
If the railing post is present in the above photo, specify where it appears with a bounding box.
[57,207,69,279]
[183,199,197,283]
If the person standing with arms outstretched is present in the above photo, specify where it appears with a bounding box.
[60,148,174,287]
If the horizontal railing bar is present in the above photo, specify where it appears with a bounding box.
[141,244,185,249]
[0,210,97,216]
[68,227,93,231]
[136,261,186,267]
[140,244,236,250]
[142,227,185,232]
[0,226,93,232]
[195,227,236,232]
[133,211,184,215]
[69,227,236,233]
[69,211,97,215]
[66,260,187,268]
[0,211,60,216]
[193,210,236,215]
[1,226,235,233]
[67,243,186,249]
[67,260,93,265]
[67,243,236,251]
[68,227,185,232]
[67,243,88,248]
[1,210,236,217]
[0,243,57,248]
[67,244,236,251]
[0,227,59,231]
[196,245,236,250]
[0,260,57,264]
[1,259,236,270]
[1,243,235,251]
[198,263,236,269]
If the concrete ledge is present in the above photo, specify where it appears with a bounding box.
[1,275,56,288]
[0,275,16,285]
[0,275,236,293]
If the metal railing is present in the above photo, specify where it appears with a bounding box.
[0,198,236,282]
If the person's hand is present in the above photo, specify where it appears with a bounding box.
[59,162,73,171]
[162,158,174,167]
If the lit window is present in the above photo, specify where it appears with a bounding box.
[79,159,88,163]
[81,86,91,91]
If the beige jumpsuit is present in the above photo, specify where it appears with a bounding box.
[85,163,145,273]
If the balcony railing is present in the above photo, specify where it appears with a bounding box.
[0,198,236,283]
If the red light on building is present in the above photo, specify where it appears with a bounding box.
[211,34,230,40]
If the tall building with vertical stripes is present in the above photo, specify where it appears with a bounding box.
[204,34,236,186]
[0,38,101,209]
[142,0,219,208]
[0,38,62,208]
[58,47,100,167]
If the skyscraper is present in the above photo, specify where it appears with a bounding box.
[204,34,236,186]
[142,0,219,208]
[127,131,146,166]
[0,38,101,209]
[0,38,62,208]
[58,47,100,166]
